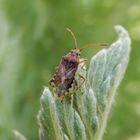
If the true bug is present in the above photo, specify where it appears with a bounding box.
[49,28,110,101]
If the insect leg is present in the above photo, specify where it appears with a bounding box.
[79,59,87,64]
[76,72,86,90]
[79,59,88,69]
[49,79,55,87]
[60,95,64,103]
[72,79,78,91]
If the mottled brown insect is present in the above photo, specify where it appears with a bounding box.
[49,28,86,101]
[49,28,110,101]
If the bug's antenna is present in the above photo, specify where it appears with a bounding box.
[66,28,78,49]
[80,43,111,51]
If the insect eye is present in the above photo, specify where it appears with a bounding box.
[76,53,79,56]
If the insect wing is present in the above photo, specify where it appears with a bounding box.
[65,67,77,79]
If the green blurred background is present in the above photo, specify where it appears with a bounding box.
[0,0,140,140]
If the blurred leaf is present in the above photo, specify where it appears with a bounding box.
[13,130,26,140]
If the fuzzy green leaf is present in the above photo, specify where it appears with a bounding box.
[38,25,131,140]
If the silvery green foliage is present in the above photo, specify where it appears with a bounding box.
[38,25,131,140]
[13,130,27,140]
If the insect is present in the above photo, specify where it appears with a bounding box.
[49,28,110,101]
